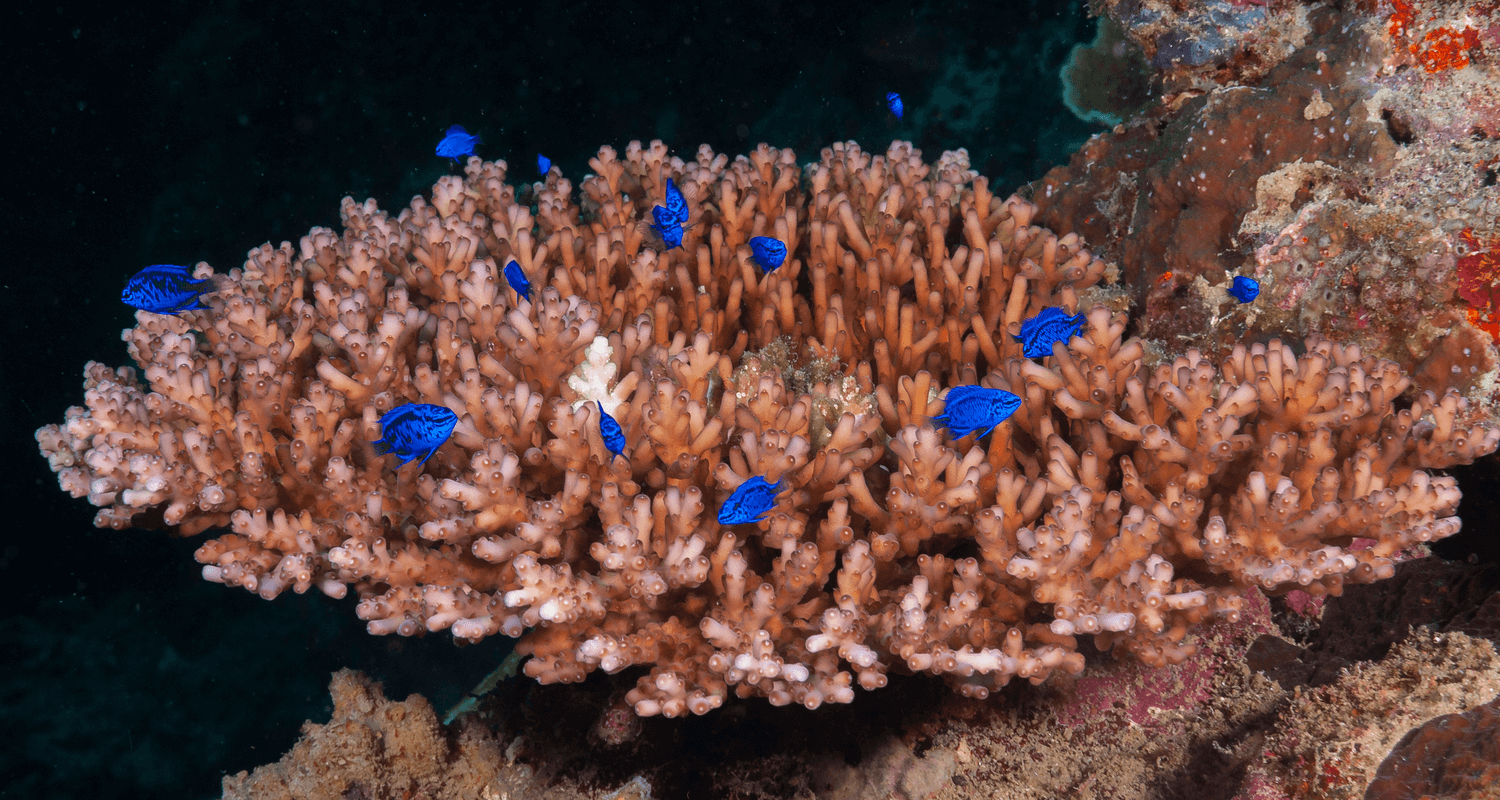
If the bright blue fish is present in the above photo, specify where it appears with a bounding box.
[664,178,689,225]
[538,154,551,175]
[748,236,787,273]
[718,476,784,525]
[933,385,1021,440]
[372,403,458,466]
[1015,307,1086,358]
[1229,276,1260,303]
[436,125,480,161]
[504,260,532,299]
[121,264,227,314]
[651,205,684,249]
[599,404,625,457]
[887,92,904,120]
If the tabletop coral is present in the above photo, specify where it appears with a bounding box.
[37,139,1498,716]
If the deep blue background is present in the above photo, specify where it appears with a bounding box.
[1,1,1104,797]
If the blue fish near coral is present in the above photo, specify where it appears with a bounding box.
[504,260,532,299]
[436,125,480,161]
[372,403,459,466]
[1015,307,1086,358]
[599,404,626,457]
[538,154,551,175]
[1229,276,1260,303]
[933,385,1021,440]
[651,205,685,249]
[887,92,903,120]
[664,178,689,225]
[121,264,228,314]
[748,236,787,273]
[718,476,784,525]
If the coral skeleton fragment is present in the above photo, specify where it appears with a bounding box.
[37,139,1498,717]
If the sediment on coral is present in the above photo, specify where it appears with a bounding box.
[37,138,1499,716]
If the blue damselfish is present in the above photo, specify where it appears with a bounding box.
[748,236,787,273]
[599,405,625,457]
[504,260,532,300]
[538,154,552,175]
[718,476,783,525]
[887,92,903,120]
[1229,276,1260,303]
[435,125,480,161]
[1015,307,1086,358]
[663,178,689,225]
[651,205,684,249]
[933,385,1021,439]
[121,264,227,314]
[372,403,458,466]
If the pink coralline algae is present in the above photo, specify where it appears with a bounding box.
[1457,227,1500,344]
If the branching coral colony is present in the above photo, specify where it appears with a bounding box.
[37,141,1500,716]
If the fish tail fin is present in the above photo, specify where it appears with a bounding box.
[371,437,393,457]
[179,274,232,308]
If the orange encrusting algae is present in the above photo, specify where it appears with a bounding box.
[1388,0,1483,72]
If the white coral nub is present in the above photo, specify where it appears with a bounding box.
[567,336,620,412]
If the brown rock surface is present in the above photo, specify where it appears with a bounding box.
[1032,1,1500,423]
[1366,696,1500,800]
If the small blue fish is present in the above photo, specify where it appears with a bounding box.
[121,264,227,314]
[664,178,689,225]
[372,403,458,466]
[887,92,903,120]
[933,385,1021,440]
[599,404,625,457]
[1015,307,1086,358]
[1229,276,1260,303]
[436,125,480,161]
[718,476,784,525]
[504,260,532,299]
[651,205,684,249]
[748,236,787,273]
[538,154,551,175]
